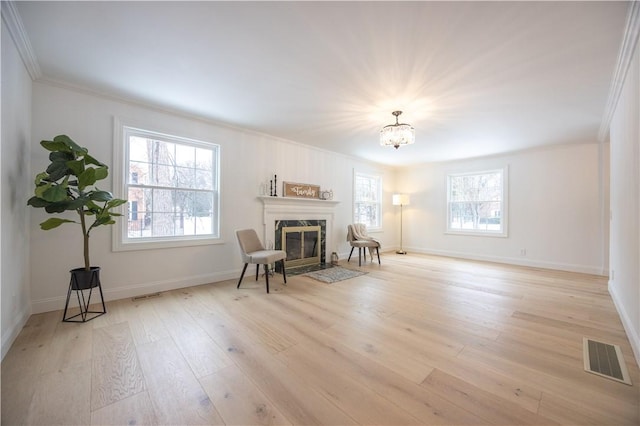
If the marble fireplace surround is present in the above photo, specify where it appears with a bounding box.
[259,196,340,266]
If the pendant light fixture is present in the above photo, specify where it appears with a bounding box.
[380,111,415,149]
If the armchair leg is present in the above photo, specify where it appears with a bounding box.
[348,247,354,262]
[255,265,260,281]
[237,263,249,289]
[281,259,287,283]
[358,247,362,266]
[376,247,381,264]
[264,264,270,294]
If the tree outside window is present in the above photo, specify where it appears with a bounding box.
[123,127,219,241]
[354,172,382,230]
[447,168,507,236]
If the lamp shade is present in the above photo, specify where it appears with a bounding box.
[392,194,410,206]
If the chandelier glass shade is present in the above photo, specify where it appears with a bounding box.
[380,110,415,149]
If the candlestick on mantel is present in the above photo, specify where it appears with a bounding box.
[274,174,278,197]
[269,180,273,196]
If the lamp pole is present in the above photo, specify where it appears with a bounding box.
[393,194,409,254]
[397,202,407,254]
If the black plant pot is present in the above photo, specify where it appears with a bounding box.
[70,266,101,290]
[63,266,106,322]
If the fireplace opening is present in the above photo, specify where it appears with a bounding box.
[282,225,321,268]
[275,219,326,271]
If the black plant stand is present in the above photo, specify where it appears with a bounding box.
[63,267,106,322]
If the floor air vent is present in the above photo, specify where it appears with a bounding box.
[583,338,632,385]
[132,292,162,301]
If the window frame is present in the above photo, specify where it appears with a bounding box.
[446,166,508,237]
[113,119,222,251]
[353,170,383,231]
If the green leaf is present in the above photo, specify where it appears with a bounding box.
[34,172,49,185]
[78,168,96,189]
[106,198,127,209]
[93,215,113,226]
[45,159,70,181]
[94,166,108,181]
[85,200,101,211]
[27,196,50,208]
[44,203,68,214]
[34,182,52,199]
[90,190,113,202]
[40,217,76,230]
[49,151,74,162]
[66,159,85,177]
[53,135,87,155]
[42,185,68,202]
[84,154,105,167]
[43,198,85,213]
[41,140,71,152]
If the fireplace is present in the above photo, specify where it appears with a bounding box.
[260,196,339,271]
[275,220,326,270]
[282,225,321,268]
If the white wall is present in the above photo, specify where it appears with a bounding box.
[397,143,606,274]
[30,82,396,313]
[1,23,33,358]
[609,38,640,364]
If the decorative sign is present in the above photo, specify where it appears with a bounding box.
[283,182,320,199]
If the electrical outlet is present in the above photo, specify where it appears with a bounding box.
[520,248,526,256]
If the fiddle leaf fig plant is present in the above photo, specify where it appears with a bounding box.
[27,135,127,271]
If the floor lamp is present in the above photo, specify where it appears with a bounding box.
[392,194,410,254]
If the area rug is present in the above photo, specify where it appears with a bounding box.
[303,266,366,283]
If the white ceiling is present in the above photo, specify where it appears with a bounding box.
[14,1,628,166]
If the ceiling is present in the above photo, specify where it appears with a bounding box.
[14,1,629,166]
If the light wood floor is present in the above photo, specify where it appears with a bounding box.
[2,253,639,425]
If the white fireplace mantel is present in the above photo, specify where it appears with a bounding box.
[259,196,340,252]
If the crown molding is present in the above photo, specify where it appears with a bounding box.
[598,1,640,142]
[1,1,42,80]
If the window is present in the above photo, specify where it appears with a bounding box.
[115,124,220,250]
[447,167,507,236]
[353,171,382,230]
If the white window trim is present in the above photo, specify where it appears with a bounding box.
[112,118,223,252]
[445,166,508,238]
[353,170,383,232]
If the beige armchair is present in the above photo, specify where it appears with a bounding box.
[236,229,287,293]
[346,223,381,266]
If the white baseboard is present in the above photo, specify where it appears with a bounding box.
[608,280,640,369]
[1,305,31,360]
[30,269,240,314]
[403,246,605,276]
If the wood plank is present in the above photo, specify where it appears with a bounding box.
[136,337,224,425]
[91,322,146,410]
[152,293,232,378]
[41,322,93,374]
[278,344,423,425]
[421,368,557,425]
[0,311,59,425]
[277,338,487,425]
[124,297,171,346]
[200,364,293,425]
[181,289,359,425]
[25,360,92,425]
[90,391,158,425]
